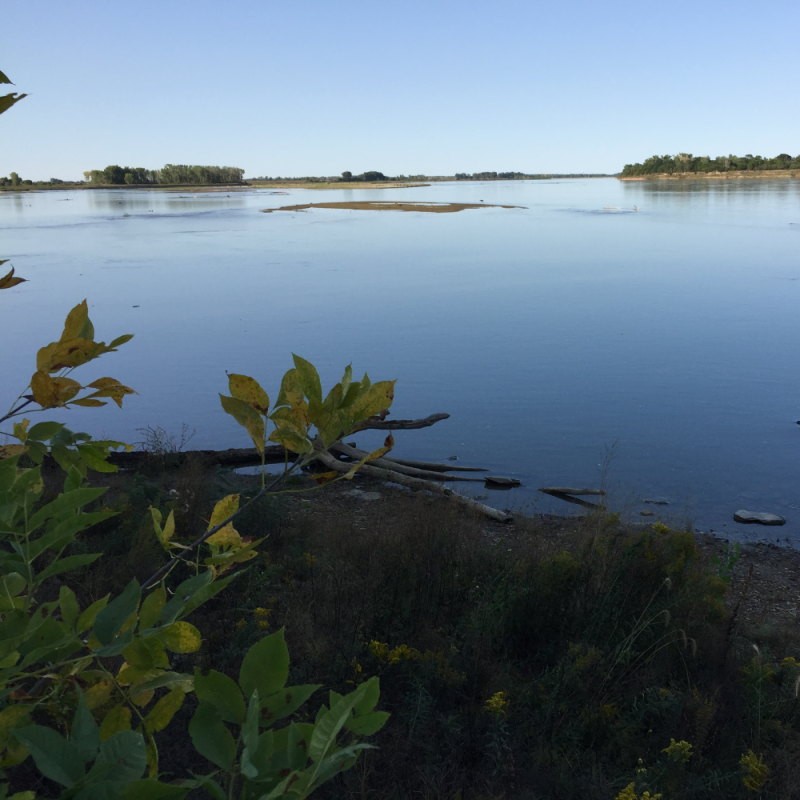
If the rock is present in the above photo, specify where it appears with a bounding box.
[640,510,655,517]
[485,477,521,487]
[643,498,669,505]
[733,510,786,526]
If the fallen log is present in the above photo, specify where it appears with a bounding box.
[539,487,606,496]
[540,490,604,510]
[357,412,450,431]
[314,450,512,523]
[330,442,484,482]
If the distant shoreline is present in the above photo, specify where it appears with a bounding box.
[619,169,800,182]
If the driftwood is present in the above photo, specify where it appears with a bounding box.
[539,487,606,496]
[539,490,605,510]
[330,442,484,482]
[314,449,512,523]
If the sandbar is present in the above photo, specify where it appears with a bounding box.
[261,200,526,214]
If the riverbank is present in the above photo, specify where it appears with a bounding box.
[619,169,800,181]
[70,458,800,798]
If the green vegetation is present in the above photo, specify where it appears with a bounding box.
[82,164,245,186]
[620,153,800,177]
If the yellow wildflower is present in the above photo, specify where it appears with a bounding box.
[484,691,509,717]
[662,738,693,764]
[368,640,390,661]
[781,656,799,669]
[254,607,271,619]
[740,750,769,791]
[235,618,247,629]
[303,552,316,567]
[258,620,269,629]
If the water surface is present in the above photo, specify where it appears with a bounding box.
[2,178,798,541]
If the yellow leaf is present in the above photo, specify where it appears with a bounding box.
[52,376,81,403]
[84,680,114,710]
[139,585,166,631]
[84,377,137,408]
[0,267,26,290]
[268,427,312,454]
[158,621,202,654]
[0,445,28,459]
[144,688,185,734]
[208,494,240,530]
[219,394,265,452]
[70,398,106,407]
[12,419,29,443]
[206,524,241,549]
[36,338,95,372]
[228,374,270,415]
[30,370,60,408]
[60,299,93,342]
[117,665,161,686]
[343,434,394,480]
[99,704,131,741]
[312,471,339,485]
[349,380,396,424]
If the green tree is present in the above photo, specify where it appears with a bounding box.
[9,171,19,187]
[341,171,352,181]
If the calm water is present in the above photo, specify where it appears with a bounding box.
[2,178,799,541]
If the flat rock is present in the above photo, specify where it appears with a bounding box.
[734,510,786,526]
[485,476,521,487]
[640,510,655,517]
[644,498,669,505]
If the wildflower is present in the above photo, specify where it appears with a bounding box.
[235,618,247,629]
[781,656,799,669]
[658,688,672,699]
[368,640,390,661]
[614,785,661,800]
[484,691,509,717]
[388,644,419,664]
[254,607,271,619]
[740,750,769,791]
[662,738,692,763]
[258,620,269,629]
[303,552,316,567]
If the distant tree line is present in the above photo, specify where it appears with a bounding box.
[620,153,800,176]
[455,171,546,180]
[82,164,245,186]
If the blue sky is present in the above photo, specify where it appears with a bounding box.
[3,0,799,180]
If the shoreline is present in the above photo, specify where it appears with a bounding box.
[619,168,800,181]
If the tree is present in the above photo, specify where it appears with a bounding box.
[341,171,352,181]
[9,171,19,186]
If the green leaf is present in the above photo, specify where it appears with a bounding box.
[13,726,85,787]
[267,427,312,455]
[345,711,390,736]
[38,553,101,582]
[122,636,170,669]
[286,722,307,772]
[26,487,106,531]
[71,689,101,763]
[259,684,321,726]
[188,701,236,771]
[308,683,368,764]
[0,573,26,598]
[93,579,141,646]
[95,729,147,783]
[0,70,12,84]
[219,394,265,453]
[92,629,135,657]
[194,668,245,724]
[76,444,118,473]
[26,421,65,442]
[352,676,380,715]
[120,780,189,800]
[349,380,396,423]
[77,596,109,634]
[292,354,322,403]
[158,568,213,626]
[240,690,260,779]
[64,466,84,493]
[239,629,290,702]
[0,93,26,116]
[99,705,131,741]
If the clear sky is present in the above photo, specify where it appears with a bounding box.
[3,0,799,181]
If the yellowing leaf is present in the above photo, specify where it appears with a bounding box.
[268,427,312,454]
[292,354,322,403]
[219,394,265,452]
[349,380,396,423]
[84,680,114,710]
[12,419,29,443]
[0,445,28,459]
[36,338,96,372]
[228,374,270,415]
[69,398,106,407]
[145,688,185,734]
[60,299,94,342]
[208,494,239,530]
[274,368,309,427]
[158,621,202,653]
[343,434,395,480]
[151,508,176,549]
[30,370,60,408]
[269,406,308,435]
[100,704,131,741]
[139,585,167,631]
[312,471,339,485]
[206,524,241,549]
[83,377,137,408]
[0,267,26,290]
[132,689,155,707]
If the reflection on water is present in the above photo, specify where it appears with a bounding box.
[1,180,798,544]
